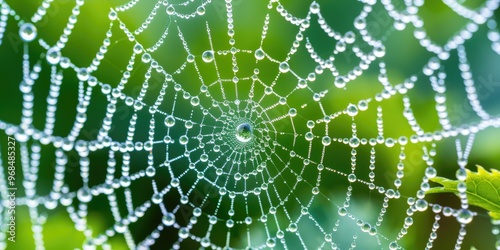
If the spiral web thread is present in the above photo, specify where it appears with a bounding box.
[1,0,500,249]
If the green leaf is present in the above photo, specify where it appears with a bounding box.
[427,165,500,220]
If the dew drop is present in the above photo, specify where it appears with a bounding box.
[120,176,130,187]
[432,204,442,213]
[162,213,175,226]
[235,123,252,143]
[264,86,273,95]
[348,173,357,183]
[279,97,287,105]
[88,76,98,87]
[171,178,180,187]
[334,76,346,88]
[443,206,453,216]
[260,214,268,222]
[306,120,315,128]
[180,195,189,204]
[349,137,360,148]
[305,132,314,141]
[301,207,309,215]
[394,19,406,30]
[404,216,414,226]
[276,230,284,239]
[266,238,276,247]
[141,53,152,63]
[358,100,368,111]
[324,233,332,242]
[346,104,358,116]
[133,100,143,110]
[202,50,214,63]
[226,219,234,228]
[193,207,202,217]
[196,6,206,15]
[77,187,92,203]
[201,238,210,247]
[209,216,217,224]
[415,199,428,212]
[345,31,356,43]
[310,2,320,14]
[164,116,175,127]
[77,68,90,81]
[133,43,143,54]
[60,57,70,68]
[166,5,175,15]
[190,96,200,106]
[179,135,189,145]
[234,173,241,181]
[386,189,396,198]
[144,141,153,151]
[279,62,290,73]
[255,49,265,60]
[145,166,156,177]
[46,47,61,65]
[425,167,437,178]
[19,23,37,42]
[178,227,189,239]
[114,221,126,233]
[298,79,307,89]
[374,44,386,57]
[152,193,163,204]
[338,207,347,216]
[389,241,398,250]
[163,135,173,144]
[200,153,208,162]
[456,208,473,224]
[361,222,371,232]
[322,136,331,146]
[354,17,366,30]
[269,206,277,214]
[456,168,467,181]
[457,182,467,192]
[336,41,346,52]
[108,10,117,20]
[44,199,57,210]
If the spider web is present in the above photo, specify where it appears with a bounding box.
[1,0,500,249]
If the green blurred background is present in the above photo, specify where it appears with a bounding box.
[1,0,500,249]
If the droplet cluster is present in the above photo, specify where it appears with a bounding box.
[0,0,500,249]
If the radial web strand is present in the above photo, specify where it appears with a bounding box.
[1,0,500,249]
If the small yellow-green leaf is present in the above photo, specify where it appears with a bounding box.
[489,211,500,221]
[427,166,500,219]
